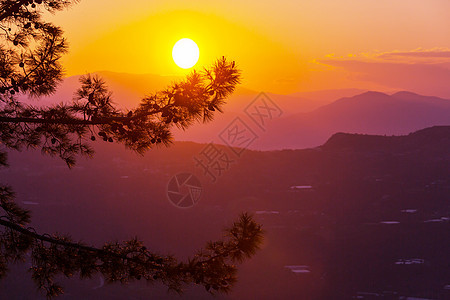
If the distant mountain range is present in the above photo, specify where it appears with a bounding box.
[174,90,450,149]
[19,71,450,150]
[249,91,450,149]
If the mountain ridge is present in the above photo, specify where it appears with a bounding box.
[321,125,450,153]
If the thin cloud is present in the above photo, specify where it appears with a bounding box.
[376,48,450,64]
[316,48,450,98]
[379,51,450,58]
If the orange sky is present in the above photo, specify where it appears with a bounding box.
[45,0,450,96]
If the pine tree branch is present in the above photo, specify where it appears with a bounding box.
[0,218,161,267]
[0,0,26,21]
[0,109,163,125]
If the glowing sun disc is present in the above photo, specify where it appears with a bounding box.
[172,38,200,69]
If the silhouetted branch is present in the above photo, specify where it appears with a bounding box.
[0,208,263,298]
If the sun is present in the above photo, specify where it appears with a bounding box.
[172,38,200,69]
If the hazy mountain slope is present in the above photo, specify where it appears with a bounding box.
[253,91,450,149]
[0,126,448,299]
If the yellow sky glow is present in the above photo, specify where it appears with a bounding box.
[44,0,450,95]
